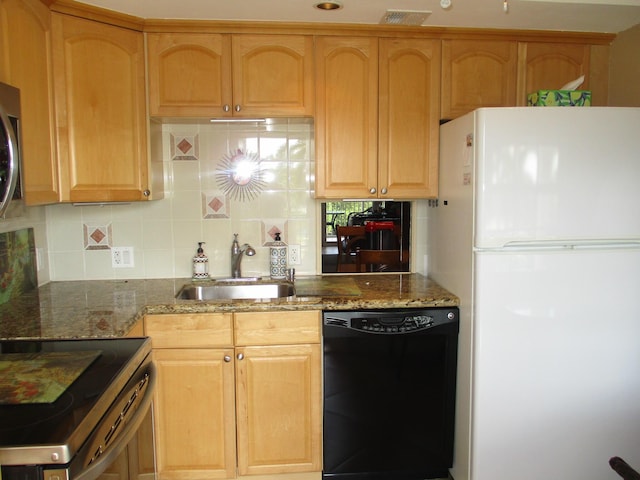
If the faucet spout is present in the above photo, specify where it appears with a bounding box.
[231,234,255,278]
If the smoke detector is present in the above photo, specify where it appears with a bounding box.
[380,9,432,25]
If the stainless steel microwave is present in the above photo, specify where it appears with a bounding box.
[0,81,22,218]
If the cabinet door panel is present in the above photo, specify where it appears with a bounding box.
[235,344,322,476]
[52,14,149,202]
[315,37,378,198]
[517,42,590,105]
[153,348,236,480]
[441,39,518,119]
[0,0,59,204]
[232,34,313,116]
[379,38,440,199]
[147,33,232,117]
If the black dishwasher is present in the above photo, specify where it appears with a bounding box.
[322,308,459,480]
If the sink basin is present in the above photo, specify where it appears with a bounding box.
[176,281,295,301]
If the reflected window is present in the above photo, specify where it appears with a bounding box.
[321,201,411,274]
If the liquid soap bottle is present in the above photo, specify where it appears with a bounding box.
[192,242,209,279]
[269,232,287,280]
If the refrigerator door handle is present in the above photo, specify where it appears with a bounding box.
[478,240,640,252]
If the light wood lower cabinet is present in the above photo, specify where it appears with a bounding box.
[144,311,322,480]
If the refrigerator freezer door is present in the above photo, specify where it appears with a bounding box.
[471,247,640,480]
[470,107,640,249]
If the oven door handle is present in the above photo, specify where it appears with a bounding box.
[74,362,156,480]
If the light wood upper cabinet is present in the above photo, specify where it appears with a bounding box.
[147,33,231,117]
[516,42,590,105]
[147,33,314,118]
[315,36,378,199]
[144,311,322,480]
[315,37,440,199]
[441,39,518,119]
[232,34,314,117]
[379,38,440,199]
[51,13,161,202]
[442,39,594,116]
[0,0,59,205]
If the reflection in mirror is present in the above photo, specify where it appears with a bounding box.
[321,201,411,274]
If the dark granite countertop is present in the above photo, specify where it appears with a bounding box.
[0,274,459,340]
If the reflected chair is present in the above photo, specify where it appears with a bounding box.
[336,226,366,272]
[355,249,407,273]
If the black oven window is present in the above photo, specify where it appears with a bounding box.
[321,201,411,274]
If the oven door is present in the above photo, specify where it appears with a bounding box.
[70,353,156,480]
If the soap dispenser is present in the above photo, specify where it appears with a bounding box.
[192,242,209,279]
[269,232,287,280]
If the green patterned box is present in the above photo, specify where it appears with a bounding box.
[527,90,591,106]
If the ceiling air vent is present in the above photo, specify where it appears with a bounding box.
[380,9,432,26]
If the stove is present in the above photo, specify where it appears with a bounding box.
[0,337,155,480]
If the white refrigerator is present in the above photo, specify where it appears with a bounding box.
[428,107,640,480]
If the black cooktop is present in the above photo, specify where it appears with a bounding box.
[0,338,151,464]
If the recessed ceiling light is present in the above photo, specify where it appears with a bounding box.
[314,1,343,10]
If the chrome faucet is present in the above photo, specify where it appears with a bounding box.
[231,233,256,278]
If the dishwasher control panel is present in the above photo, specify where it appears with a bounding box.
[323,308,458,334]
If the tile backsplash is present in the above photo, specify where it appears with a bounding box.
[45,119,318,280]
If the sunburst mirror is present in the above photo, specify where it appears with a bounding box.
[215,149,266,201]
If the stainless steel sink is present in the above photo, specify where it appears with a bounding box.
[176,281,295,300]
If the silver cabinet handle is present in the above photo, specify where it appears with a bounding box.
[143,189,150,197]
[234,104,241,112]
[369,187,377,194]
[223,355,232,362]
[223,104,231,112]
[237,353,244,360]
[381,187,388,195]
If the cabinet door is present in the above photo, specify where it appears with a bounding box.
[379,38,440,199]
[441,39,518,119]
[147,33,232,117]
[315,36,378,199]
[0,0,59,204]
[51,14,151,202]
[232,34,314,117]
[235,344,322,476]
[517,42,590,105]
[153,348,236,480]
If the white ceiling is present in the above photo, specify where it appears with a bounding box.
[74,0,640,34]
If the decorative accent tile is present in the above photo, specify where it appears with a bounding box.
[84,224,112,250]
[170,133,199,160]
[202,192,230,219]
[261,220,288,246]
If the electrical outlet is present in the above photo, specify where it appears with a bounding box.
[112,247,134,268]
[288,244,301,265]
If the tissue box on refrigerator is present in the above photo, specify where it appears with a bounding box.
[527,90,591,106]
